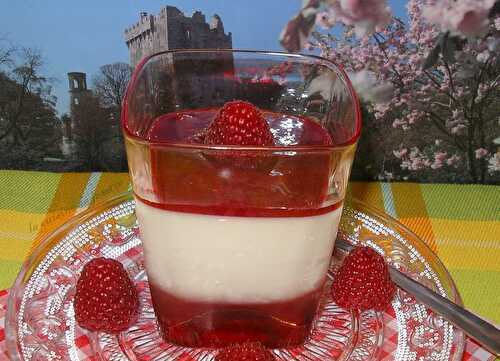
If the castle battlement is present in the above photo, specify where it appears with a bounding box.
[124,6,232,68]
[124,13,153,43]
[192,11,206,23]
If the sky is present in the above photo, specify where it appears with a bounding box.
[0,1,407,115]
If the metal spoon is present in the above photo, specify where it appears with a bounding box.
[335,238,500,356]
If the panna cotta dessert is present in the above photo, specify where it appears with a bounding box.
[122,50,361,349]
[126,105,352,347]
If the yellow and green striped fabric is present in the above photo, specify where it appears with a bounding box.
[0,170,499,323]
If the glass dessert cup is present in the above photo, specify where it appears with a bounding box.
[122,49,361,348]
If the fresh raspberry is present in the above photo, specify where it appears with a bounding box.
[205,100,274,146]
[332,246,396,311]
[74,257,139,333]
[216,342,275,361]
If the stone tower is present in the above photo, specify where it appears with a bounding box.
[62,72,91,156]
[124,6,233,68]
[68,72,89,111]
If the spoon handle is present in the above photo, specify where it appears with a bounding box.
[335,238,500,356]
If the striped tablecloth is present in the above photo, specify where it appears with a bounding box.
[0,170,498,360]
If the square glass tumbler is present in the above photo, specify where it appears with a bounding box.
[122,50,361,348]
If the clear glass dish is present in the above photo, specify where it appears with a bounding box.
[122,50,362,347]
[6,193,465,360]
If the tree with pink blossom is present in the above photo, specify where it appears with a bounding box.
[281,0,500,184]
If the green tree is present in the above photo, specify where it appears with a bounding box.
[0,35,14,68]
[92,62,132,117]
[0,47,60,169]
[91,62,132,171]
[71,92,114,171]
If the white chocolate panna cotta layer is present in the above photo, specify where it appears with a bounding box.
[135,197,342,304]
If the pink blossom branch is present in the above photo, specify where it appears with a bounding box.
[431,100,452,108]
[423,69,458,103]
[463,60,491,183]
[477,113,487,182]
[442,59,457,95]
[372,32,405,87]
[468,60,490,119]
[426,110,466,151]
[279,0,320,52]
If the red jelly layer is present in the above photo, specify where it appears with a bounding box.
[146,109,333,146]
[142,109,334,215]
[149,281,324,348]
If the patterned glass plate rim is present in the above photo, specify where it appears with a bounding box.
[5,193,465,361]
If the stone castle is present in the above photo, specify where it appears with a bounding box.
[123,6,236,111]
[124,6,233,68]
[63,6,234,158]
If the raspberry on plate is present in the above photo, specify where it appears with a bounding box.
[332,246,396,311]
[205,100,274,146]
[74,257,139,333]
[216,342,275,361]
